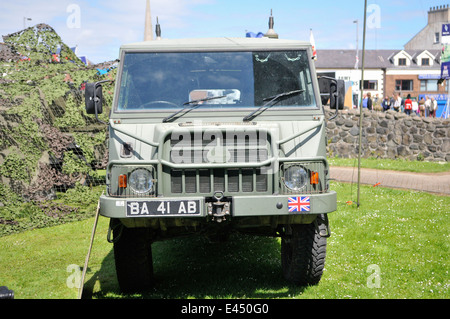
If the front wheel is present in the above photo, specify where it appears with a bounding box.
[113,223,154,292]
[281,220,327,286]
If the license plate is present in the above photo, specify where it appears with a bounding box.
[126,200,201,217]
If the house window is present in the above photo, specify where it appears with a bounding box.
[363,80,378,90]
[395,80,413,91]
[420,80,438,91]
[435,32,440,44]
[421,58,430,66]
[398,58,407,66]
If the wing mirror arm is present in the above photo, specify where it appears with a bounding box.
[329,92,339,121]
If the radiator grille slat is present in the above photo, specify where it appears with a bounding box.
[170,168,268,194]
[199,169,211,193]
[227,169,239,192]
[185,170,197,193]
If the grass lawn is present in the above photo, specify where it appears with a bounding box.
[329,157,450,173]
[0,182,448,299]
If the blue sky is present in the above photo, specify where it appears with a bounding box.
[0,0,448,63]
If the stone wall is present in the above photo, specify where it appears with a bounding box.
[325,107,450,162]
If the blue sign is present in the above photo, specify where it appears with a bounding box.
[418,74,441,80]
[441,61,450,79]
[443,24,450,37]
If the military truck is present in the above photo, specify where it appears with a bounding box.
[85,37,344,292]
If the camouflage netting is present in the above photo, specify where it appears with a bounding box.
[0,24,116,206]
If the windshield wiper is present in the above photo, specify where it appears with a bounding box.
[243,89,304,121]
[162,95,228,123]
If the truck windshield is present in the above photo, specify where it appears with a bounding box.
[116,50,317,111]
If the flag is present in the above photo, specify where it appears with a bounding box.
[310,29,317,61]
[246,31,264,38]
[288,196,311,212]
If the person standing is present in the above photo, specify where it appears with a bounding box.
[431,97,438,118]
[367,92,373,111]
[382,96,391,111]
[404,94,412,115]
[425,96,432,117]
[412,98,418,115]
[393,94,401,112]
[419,97,425,117]
[401,94,405,113]
[362,94,368,109]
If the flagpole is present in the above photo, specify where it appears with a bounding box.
[310,28,317,60]
[353,20,359,70]
[357,0,368,208]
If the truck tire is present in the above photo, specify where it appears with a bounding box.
[113,225,154,292]
[281,221,327,286]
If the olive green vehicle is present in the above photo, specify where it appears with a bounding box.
[85,37,344,292]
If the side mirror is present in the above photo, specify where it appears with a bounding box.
[330,79,345,110]
[85,82,103,115]
[318,76,345,120]
[85,80,113,124]
[318,76,331,106]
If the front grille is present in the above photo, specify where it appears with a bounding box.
[170,168,269,195]
[168,131,271,164]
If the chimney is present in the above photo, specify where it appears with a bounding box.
[428,4,450,24]
[264,9,279,39]
[144,0,153,41]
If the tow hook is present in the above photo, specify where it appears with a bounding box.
[315,214,331,238]
[107,219,123,243]
[207,191,231,223]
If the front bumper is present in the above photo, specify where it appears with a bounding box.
[99,191,337,219]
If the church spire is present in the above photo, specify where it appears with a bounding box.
[144,0,153,41]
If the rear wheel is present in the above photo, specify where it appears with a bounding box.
[281,220,327,286]
[113,224,154,292]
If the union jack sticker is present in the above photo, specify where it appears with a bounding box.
[288,196,310,213]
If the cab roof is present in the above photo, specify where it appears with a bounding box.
[120,37,311,52]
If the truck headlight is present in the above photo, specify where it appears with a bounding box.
[283,165,307,191]
[129,168,154,194]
